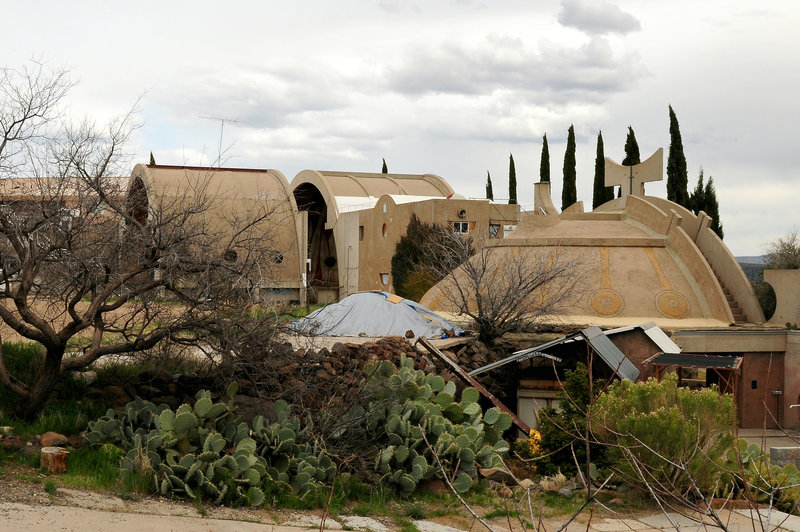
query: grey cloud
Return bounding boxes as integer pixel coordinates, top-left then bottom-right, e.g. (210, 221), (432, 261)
(376, 0), (421, 14)
(385, 34), (645, 102)
(557, 0), (641, 35)
(152, 66), (350, 129)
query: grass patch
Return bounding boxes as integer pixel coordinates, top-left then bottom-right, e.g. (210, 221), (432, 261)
(0, 399), (107, 438)
(404, 500), (428, 519)
(58, 445), (125, 491)
(485, 508), (519, 519)
(44, 478), (57, 495)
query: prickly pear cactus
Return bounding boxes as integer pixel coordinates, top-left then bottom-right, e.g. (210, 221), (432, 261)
(85, 389), (335, 506)
(358, 356), (511, 497)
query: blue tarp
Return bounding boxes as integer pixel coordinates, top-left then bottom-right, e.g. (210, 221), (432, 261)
(289, 291), (464, 339)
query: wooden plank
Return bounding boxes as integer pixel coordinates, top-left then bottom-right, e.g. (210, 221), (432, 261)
(416, 337), (532, 434)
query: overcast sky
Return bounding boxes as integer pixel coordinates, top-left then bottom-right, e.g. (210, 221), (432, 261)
(5, 0), (799, 255)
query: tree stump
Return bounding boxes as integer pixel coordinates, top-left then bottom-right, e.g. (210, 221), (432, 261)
(40, 447), (68, 474)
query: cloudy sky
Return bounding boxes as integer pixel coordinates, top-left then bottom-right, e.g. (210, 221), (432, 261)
(4, 0), (799, 255)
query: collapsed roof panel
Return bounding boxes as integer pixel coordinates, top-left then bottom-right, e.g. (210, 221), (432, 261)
(469, 323), (667, 381)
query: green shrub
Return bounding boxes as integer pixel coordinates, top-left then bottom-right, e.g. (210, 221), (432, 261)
(535, 363), (609, 476)
(591, 374), (735, 494)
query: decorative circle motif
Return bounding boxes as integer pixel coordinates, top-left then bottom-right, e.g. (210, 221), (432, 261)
(590, 289), (624, 316)
(655, 290), (690, 318)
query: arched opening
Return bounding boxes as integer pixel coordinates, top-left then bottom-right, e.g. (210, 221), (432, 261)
(293, 183), (338, 303)
(126, 175), (148, 226)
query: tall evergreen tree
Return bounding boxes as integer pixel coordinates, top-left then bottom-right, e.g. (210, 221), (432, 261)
(622, 126), (640, 166)
(689, 170), (705, 215)
(508, 153), (517, 205)
(540, 134), (550, 183)
(561, 125), (577, 210)
(381, 158), (388, 174)
(592, 131), (613, 209)
(689, 169), (724, 239)
(149, 151), (156, 165)
(704, 176), (724, 240)
(666, 105), (690, 207)
(486, 171), (494, 200)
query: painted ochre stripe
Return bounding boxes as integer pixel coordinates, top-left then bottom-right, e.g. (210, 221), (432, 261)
(644, 247), (672, 291)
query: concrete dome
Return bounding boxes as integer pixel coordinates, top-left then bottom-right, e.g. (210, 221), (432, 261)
(421, 192), (764, 329)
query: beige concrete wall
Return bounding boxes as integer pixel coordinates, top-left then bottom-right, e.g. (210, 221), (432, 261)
(671, 330), (787, 353)
(696, 225), (765, 323)
(667, 225), (733, 322)
(765, 269), (800, 325)
(533, 182), (559, 215)
(644, 196), (701, 240)
(625, 195), (671, 235)
(351, 197), (519, 296)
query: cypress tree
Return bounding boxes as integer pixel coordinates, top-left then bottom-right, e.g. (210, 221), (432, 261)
(704, 176), (724, 239)
(561, 125), (577, 210)
(486, 171), (494, 200)
(666, 105), (690, 207)
(381, 158), (388, 174)
(540, 134), (550, 183)
(508, 153), (517, 205)
(149, 152), (156, 166)
(592, 131), (613, 209)
(689, 170), (705, 215)
(622, 126), (640, 166)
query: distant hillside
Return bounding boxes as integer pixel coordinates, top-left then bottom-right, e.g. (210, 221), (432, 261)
(736, 255), (767, 265)
(736, 255), (766, 282)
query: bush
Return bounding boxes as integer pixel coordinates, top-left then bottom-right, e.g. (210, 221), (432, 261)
(591, 374), (735, 494)
(535, 363), (609, 477)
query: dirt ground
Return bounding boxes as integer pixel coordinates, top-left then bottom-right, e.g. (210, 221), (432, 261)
(0, 463), (662, 532)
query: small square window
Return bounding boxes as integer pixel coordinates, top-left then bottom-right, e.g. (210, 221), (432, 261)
(453, 221), (469, 234)
(489, 224), (501, 238)
(359, 225), (364, 240)
(752, 380), (758, 390)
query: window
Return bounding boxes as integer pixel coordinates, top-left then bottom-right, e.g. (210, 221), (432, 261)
(359, 225), (364, 241)
(382, 223), (388, 238)
(382, 203), (387, 213)
(453, 221), (469, 234)
(489, 223), (501, 238)
(380, 273), (390, 285)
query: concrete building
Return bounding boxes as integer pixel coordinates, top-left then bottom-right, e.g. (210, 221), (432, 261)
(290, 169), (519, 303)
(129, 164), (307, 304)
(420, 152), (800, 429)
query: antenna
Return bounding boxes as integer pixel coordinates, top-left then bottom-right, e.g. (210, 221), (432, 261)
(199, 116), (245, 166)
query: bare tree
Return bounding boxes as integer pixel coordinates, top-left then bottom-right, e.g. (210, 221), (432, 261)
(423, 234), (585, 343)
(0, 61), (285, 418)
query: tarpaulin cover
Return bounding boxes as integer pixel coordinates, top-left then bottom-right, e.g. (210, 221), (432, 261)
(289, 291), (464, 339)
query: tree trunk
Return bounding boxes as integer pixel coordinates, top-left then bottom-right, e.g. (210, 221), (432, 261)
(17, 346), (65, 420)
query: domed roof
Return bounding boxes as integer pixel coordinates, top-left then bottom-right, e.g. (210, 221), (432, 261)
(421, 194), (763, 329)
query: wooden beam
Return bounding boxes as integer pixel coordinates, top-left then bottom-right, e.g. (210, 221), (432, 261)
(416, 337), (532, 434)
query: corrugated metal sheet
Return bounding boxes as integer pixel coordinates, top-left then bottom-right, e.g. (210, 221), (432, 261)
(644, 353), (742, 370)
(469, 325), (640, 381)
(583, 327), (640, 381)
